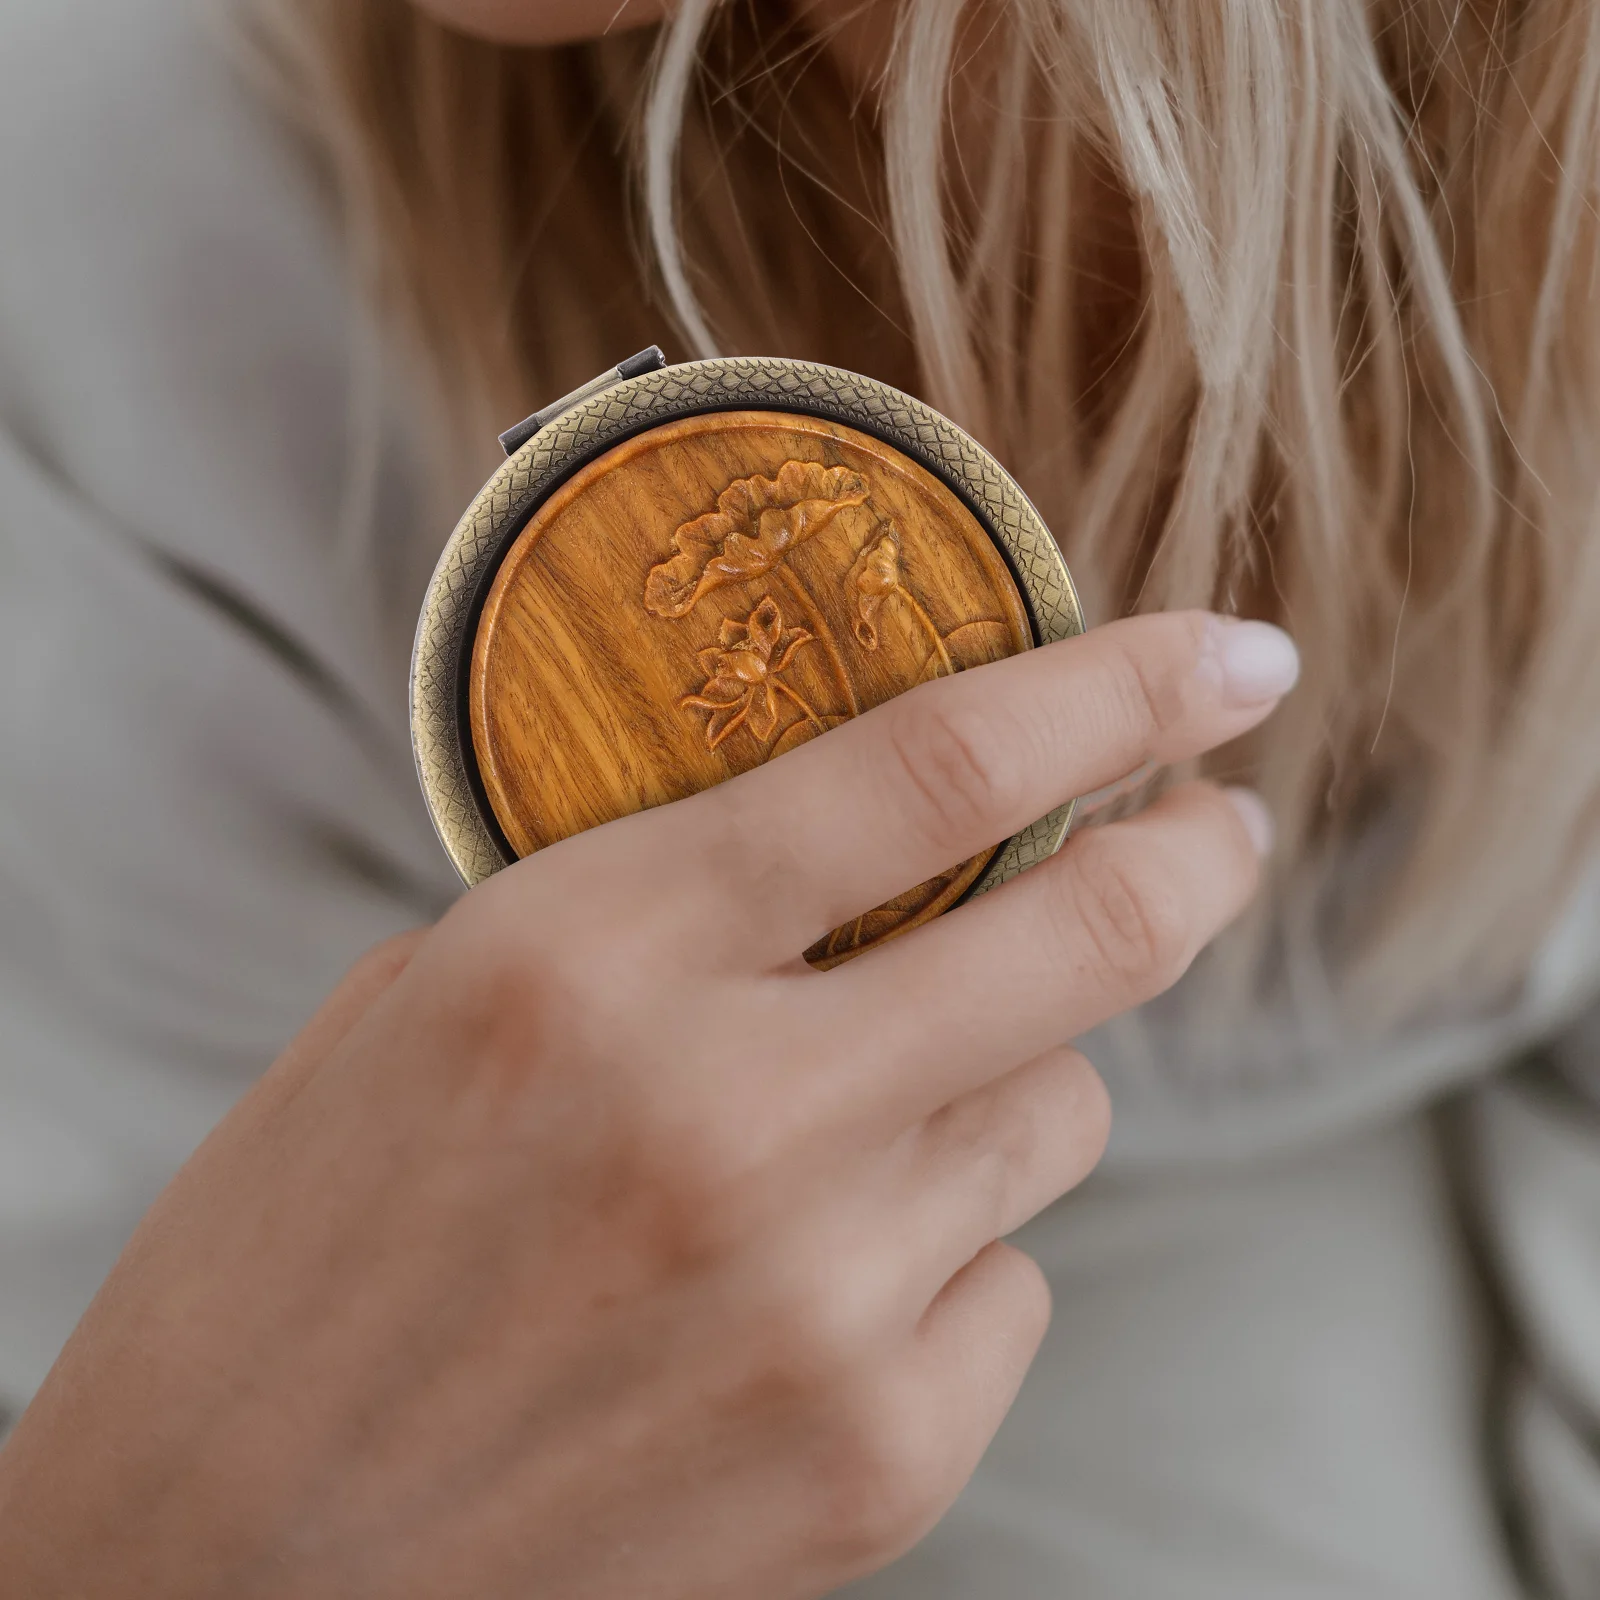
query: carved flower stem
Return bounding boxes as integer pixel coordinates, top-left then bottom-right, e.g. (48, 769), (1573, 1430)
(778, 566), (860, 717)
(774, 681), (826, 730)
(900, 590), (954, 678)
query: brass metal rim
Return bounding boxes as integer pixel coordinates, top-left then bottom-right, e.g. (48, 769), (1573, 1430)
(411, 355), (1086, 891)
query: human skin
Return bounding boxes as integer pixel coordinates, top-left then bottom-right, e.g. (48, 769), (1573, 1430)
(0, 611), (1294, 1598)
(409, 0), (672, 40)
(411, 0), (893, 85)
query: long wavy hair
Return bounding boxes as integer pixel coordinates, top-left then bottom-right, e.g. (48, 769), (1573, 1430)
(258, 0), (1600, 1031)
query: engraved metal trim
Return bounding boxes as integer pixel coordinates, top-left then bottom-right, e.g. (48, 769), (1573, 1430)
(411, 355), (1086, 894)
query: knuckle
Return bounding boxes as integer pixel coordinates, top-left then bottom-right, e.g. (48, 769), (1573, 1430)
(685, 789), (796, 918)
(985, 1089), (1044, 1174)
(887, 697), (1024, 849)
(606, 1161), (750, 1273)
(933, 1086), (1036, 1171)
(341, 928), (428, 995)
(656, 1107), (758, 1194)
(968, 1145), (1021, 1242)
(938, 1098), (1039, 1234)
(1098, 634), (1189, 747)
(451, 943), (562, 1071)
(625, 1104), (772, 1236)
(485, 836), (694, 976)
(759, 1262), (881, 1382)
(814, 1384), (953, 1566)
(1062, 832), (1194, 989)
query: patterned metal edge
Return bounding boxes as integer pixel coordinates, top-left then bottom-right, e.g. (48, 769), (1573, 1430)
(411, 355), (1086, 895)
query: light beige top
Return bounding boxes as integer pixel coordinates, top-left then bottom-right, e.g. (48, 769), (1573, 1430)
(3, 2), (1599, 1593)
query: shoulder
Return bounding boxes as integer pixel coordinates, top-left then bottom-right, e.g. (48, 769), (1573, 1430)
(0, 0), (322, 339)
(0, 0), (459, 1064)
(0, 0), (292, 223)
(0, 0), (351, 527)
(0, 0), (447, 710)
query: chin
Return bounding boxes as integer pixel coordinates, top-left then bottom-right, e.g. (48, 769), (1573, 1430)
(408, 0), (670, 46)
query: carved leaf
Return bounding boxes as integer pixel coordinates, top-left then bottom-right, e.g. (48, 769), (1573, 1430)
(846, 529), (902, 650)
(644, 461), (870, 618)
(940, 619), (1014, 670)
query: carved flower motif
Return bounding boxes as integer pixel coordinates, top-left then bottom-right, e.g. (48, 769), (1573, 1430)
(645, 461), (870, 618)
(846, 528), (902, 649)
(680, 596), (815, 750)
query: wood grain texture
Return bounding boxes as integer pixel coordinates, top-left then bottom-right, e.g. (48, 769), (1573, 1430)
(470, 410), (1032, 966)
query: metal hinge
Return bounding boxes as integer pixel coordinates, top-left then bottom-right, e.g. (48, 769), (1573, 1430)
(497, 346), (667, 457)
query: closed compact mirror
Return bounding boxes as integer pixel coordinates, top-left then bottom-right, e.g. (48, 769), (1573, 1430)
(412, 355), (1084, 965)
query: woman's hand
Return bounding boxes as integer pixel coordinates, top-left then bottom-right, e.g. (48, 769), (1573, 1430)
(0, 611), (1293, 1600)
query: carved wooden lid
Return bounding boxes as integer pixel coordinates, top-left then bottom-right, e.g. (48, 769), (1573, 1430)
(411, 357), (1084, 965)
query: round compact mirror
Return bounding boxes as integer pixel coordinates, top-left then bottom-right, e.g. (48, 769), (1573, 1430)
(411, 351), (1084, 966)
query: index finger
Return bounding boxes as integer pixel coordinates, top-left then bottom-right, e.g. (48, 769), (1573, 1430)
(666, 610), (1297, 965)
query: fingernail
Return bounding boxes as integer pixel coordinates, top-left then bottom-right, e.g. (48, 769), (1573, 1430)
(1210, 618), (1300, 706)
(1223, 786), (1275, 857)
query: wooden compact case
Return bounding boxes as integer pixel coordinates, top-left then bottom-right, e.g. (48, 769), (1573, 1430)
(411, 350), (1084, 966)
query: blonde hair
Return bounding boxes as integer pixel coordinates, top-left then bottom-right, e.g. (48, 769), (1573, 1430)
(260, 0), (1600, 1029)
